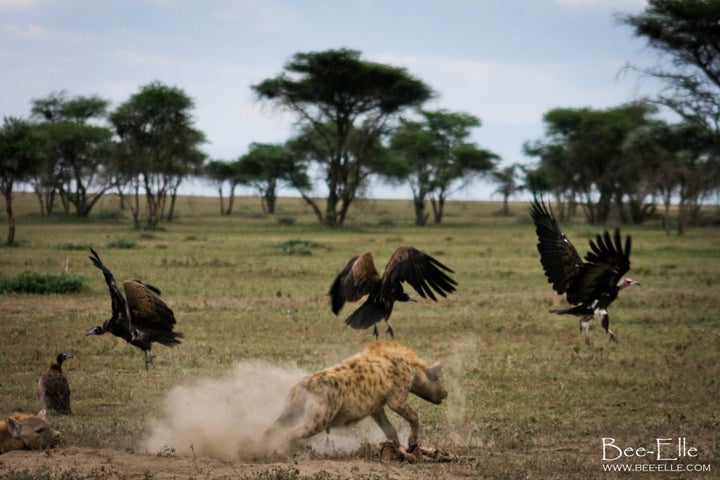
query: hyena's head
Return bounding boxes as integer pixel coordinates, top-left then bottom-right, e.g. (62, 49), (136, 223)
(411, 363), (448, 405)
(7, 410), (61, 450)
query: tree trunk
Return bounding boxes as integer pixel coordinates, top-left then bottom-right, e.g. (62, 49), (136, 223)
(413, 191), (428, 226)
(227, 183), (237, 215)
(430, 193), (446, 224)
(217, 188), (226, 216)
(3, 187), (15, 245)
(299, 192), (323, 223)
(663, 193), (671, 235)
(265, 192), (276, 214)
(167, 190), (178, 222)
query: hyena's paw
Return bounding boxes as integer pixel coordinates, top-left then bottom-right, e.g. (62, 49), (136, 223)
(379, 440), (417, 463)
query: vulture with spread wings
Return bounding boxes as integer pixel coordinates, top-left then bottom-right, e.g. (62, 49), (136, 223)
(87, 248), (183, 369)
(329, 246), (457, 338)
(529, 198), (638, 344)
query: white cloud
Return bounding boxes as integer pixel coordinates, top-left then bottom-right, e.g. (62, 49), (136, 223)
(0, 0), (35, 9)
(0, 22), (47, 39)
(208, 0), (301, 33)
(111, 48), (172, 67)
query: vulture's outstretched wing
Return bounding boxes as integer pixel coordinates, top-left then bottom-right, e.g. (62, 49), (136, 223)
(89, 248), (131, 331)
(381, 246), (457, 301)
(568, 228), (631, 305)
(529, 198), (584, 296)
(329, 253), (380, 315)
(122, 279), (176, 330)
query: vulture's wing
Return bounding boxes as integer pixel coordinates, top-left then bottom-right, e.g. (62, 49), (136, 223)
(39, 370), (70, 412)
(329, 253), (381, 314)
(381, 246), (457, 301)
(568, 229), (631, 305)
(529, 198), (584, 297)
(122, 279), (176, 330)
(89, 248), (131, 331)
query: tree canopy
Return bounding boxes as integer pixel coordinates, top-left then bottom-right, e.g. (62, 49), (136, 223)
(253, 48), (433, 226)
(110, 81), (206, 228)
(388, 109), (498, 225)
(237, 143), (310, 214)
(0, 117), (45, 244)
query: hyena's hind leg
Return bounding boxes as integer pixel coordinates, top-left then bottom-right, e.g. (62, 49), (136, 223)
(264, 391), (333, 454)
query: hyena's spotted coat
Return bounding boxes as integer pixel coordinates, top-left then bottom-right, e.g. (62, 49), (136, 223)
(265, 341), (447, 460)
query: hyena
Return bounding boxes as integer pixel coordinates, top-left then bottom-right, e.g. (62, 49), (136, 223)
(264, 340), (447, 461)
(0, 410), (61, 454)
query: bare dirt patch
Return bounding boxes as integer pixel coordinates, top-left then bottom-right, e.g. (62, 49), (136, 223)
(0, 446), (483, 480)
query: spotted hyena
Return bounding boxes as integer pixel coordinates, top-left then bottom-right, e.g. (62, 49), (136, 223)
(0, 410), (61, 454)
(264, 340), (447, 461)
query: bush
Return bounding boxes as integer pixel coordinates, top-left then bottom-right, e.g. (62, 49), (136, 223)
(105, 238), (137, 249)
(55, 241), (93, 251)
(278, 239), (313, 256)
(0, 271), (89, 294)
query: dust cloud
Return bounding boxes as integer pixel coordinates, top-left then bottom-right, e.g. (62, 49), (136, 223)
(143, 361), (383, 461)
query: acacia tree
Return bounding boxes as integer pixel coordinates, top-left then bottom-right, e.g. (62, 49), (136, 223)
(0, 117), (44, 244)
(110, 82), (206, 228)
(389, 110), (497, 224)
(491, 164), (524, 216)
(205, 159), (244, 216)
(30, 92), (114, 217)
(621, 0), (720, 224)
(253, 48), (433, 226)
(286, 122), (396, 223)
(525, 103), (656, 224)
(237, 143), (309, 214)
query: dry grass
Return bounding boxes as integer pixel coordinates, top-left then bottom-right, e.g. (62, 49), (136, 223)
(0, 193), (718, 479)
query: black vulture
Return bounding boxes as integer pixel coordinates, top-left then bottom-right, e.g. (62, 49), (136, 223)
(38, 353), (73, 414)
(529, 198), (638, 344)
(329, 246), (457, 338)
(87, 248), (183, 369)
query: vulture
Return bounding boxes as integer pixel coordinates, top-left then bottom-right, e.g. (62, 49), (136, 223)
(38, 353), (73, 414)
(529, 198), (638, 344)
(87, 248), (183, 369)
(329, 246), (457, 338)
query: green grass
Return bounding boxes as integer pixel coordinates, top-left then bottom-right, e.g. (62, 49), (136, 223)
(0, 271), (89, 294)
(0, 193), (718, 479)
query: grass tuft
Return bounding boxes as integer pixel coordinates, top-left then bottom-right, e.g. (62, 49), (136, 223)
(278, 239), (314, 256)
(0, 271), (89, 294)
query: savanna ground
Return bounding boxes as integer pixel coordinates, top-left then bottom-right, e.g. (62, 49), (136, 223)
(0, 193), (718, 480)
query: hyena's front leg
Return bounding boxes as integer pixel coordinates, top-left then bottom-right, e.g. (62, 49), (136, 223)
(370, 408), (400, 445)
(372, 408), (417, 463)
(385, 399), (420, 451)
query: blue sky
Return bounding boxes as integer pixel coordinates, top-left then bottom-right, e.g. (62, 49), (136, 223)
(0, 0), (660, 199)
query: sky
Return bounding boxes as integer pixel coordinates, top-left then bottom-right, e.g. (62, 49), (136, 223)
(0, 0), (662, 200)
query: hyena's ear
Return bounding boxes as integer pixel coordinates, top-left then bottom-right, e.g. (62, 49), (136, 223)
(7, 417), (22, 438)
(426, 362), (442, 380)
(36, 409), (47, 420)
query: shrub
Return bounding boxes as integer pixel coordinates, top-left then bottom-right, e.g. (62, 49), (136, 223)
(278, 239), (313, 256)
(0, 271), (89, 294)
(55, 241), (93, 251)
(105, 238), (137, 249)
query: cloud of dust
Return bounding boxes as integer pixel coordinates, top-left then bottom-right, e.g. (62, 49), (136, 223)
(441, 338), (477, 447)
(143, 361), (383, 461)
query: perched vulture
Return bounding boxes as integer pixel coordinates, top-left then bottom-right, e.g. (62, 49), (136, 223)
(38, 353), (73, 414)
(87, 248), (183, 369)
(329, 246), (457, 338)
(529, 198), (638, 344)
